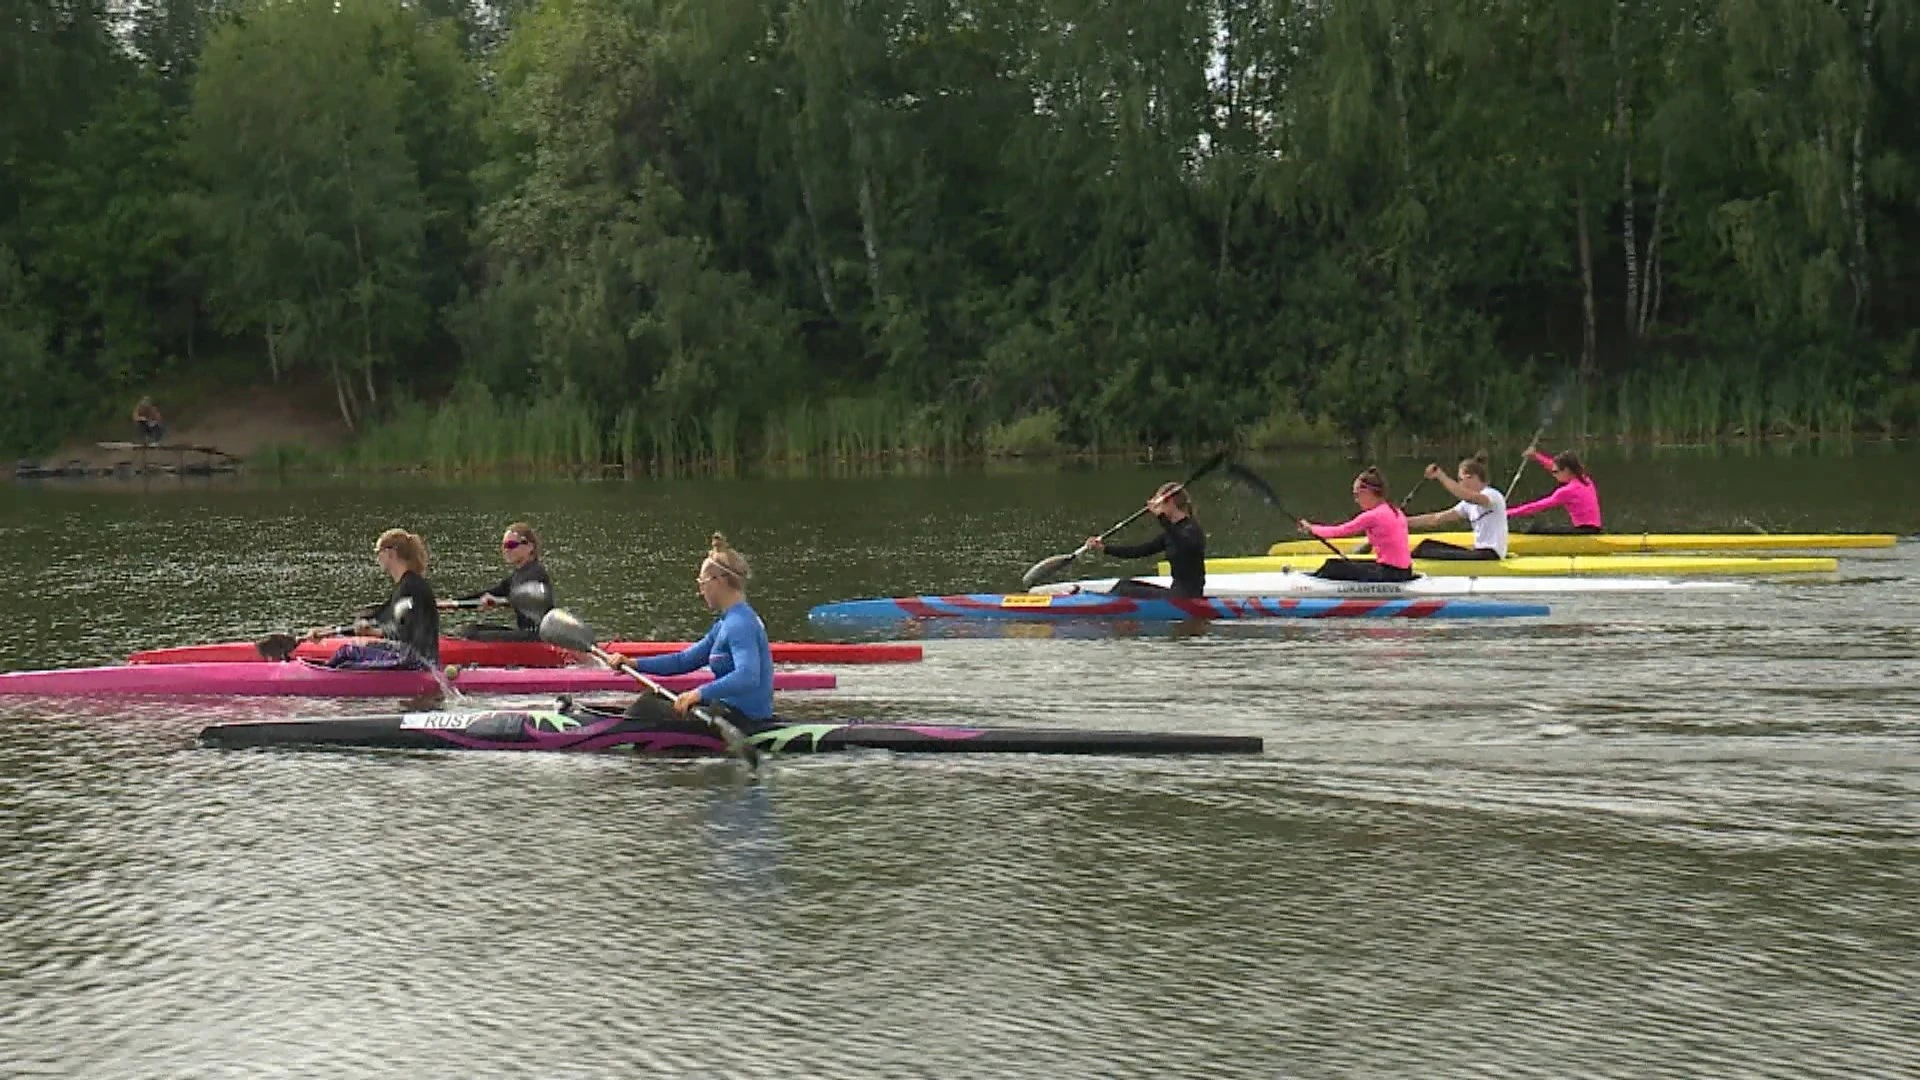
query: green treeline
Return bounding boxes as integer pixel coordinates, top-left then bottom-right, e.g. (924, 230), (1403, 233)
(3, 0), (1918, 464)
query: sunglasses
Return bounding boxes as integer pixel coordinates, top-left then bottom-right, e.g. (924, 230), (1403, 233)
(502, 537), (529, 551)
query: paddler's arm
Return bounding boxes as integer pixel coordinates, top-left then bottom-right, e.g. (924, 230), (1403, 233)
(1425, 464), (1493, 508)
(695, 631), (765, 706)
(1505, 485), (1569, 520)
(1305, 510), (1374, 539)
(623, 624), (718, 677)
(1528, 449), (1557, 472)
(1098, 521), (1172, 560)
(456, 574), (514, 608)
(1405, 507), (1464, 530)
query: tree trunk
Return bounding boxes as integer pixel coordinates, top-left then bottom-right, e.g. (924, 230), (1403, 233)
(330, 358), (356, 431)
(1637, 144), (1671, 338)
(792, 117), (839, 318)
(1560, 23), (1597, 380)
(1614, 0), (1638, 341)
(850, 116), (884, 307)
(1851, 0), (1875, 322)
(1575, 178), (1598, 380)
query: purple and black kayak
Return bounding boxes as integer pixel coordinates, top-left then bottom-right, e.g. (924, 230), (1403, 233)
(199, 704), (1263, 756)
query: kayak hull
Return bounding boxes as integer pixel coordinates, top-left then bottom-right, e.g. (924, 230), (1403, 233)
(0, 662), (836, 698)
(200, 705), (1263, 756)
(1035, 573), (1744, 598)
(1265, 532), (1897, 557)
(1182, 554), (1838, 577)
(808, 593), (1548, 622)
(128, 638), (920, 667)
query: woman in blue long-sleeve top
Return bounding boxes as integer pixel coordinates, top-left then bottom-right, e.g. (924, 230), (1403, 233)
(617, 533), (775, 731)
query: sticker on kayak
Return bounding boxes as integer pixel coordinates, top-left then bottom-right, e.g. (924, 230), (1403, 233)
(999, 594), (1054, 608)
(400, 712), (484, 730)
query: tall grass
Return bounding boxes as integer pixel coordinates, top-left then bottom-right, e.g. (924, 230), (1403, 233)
(294, 356), (1903, 477)
(761, 394), (972, 463)
(1576, 358), (1882, 444)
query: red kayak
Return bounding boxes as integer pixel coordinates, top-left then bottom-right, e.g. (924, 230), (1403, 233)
(128, 637), (920, 667)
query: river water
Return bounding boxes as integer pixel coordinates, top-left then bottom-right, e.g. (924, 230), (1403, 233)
(3, 445), (1917, 1078)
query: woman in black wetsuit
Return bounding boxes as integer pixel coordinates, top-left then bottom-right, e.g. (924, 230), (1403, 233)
(309, 528), (440, 668)
(451, 521), (553, 641)
(1086, 481), (1207, 598)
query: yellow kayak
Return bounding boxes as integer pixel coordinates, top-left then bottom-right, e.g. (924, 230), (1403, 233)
(1264, 533), (1897, 557)
(1175, 554), (1839, 577)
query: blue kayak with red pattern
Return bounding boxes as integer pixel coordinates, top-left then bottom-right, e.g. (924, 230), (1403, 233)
(808, 592), (1548, 623)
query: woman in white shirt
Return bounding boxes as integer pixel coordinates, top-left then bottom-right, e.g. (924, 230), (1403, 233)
(1405, 453), (1508, 560)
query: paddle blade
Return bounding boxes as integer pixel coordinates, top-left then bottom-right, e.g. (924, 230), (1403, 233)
(537, 608), (599, 653)
(1021, 550), (1081, 588)
(255, 633), (300, 661)
(508, 581), (555, 621)
(1222, 462), (1286, 514)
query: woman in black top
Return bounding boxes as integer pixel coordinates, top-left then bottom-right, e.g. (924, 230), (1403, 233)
(310, 528), (440, 668)
(1087, 482), (1207, 598)
(451, 521), (553, 641)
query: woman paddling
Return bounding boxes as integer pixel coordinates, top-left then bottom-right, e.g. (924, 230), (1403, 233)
(310, 528), (440, 669)
(1086, 481), (1207, 598)
(1507, 446), (1603, 534)
(450, 521), (553, 641)
(1404, 453), (1509, 561)
(614, 533), (776, 732)
(1298, 467), (1416, 582)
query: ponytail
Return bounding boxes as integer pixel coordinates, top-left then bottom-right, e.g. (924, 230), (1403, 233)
(705, 532), (751, 585)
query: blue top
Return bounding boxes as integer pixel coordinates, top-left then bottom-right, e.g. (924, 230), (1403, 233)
(629, 601), (774, 720)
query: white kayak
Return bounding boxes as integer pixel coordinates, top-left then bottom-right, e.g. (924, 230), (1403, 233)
(1031, 572), (1749, 599)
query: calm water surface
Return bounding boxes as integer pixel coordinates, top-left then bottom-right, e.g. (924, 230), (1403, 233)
(3, 445), (1917, 1078)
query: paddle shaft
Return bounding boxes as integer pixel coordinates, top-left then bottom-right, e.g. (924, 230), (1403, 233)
(1220, 463), (1352, 561)
(1087, 456), (1224, 551)
(1023, 451), (1226, 586)
(1508, 381), (1574, 497)
(587, 642), (759, 766)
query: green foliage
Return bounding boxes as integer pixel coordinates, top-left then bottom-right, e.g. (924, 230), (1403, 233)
(2, 0), (1918, 461)
(985, 409), (1065, 458)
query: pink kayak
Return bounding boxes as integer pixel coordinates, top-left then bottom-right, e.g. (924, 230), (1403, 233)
(0, 661), (838, 698)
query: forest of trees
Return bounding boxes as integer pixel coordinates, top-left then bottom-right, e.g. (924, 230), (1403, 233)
(3, 0), (1917, 463)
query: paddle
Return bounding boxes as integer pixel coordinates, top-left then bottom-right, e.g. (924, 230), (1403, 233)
(1021, 451), (1228, 587)
(438, 583), (555, 613)
(256, 583), (553, 661)
(536, 606), (761, 770)
(1220, 462), (1354, 562)
(1507, 378), (1577, 499)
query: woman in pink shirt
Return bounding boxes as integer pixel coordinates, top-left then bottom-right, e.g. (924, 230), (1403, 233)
(1507, 447), (1603, 534)
(1296, 467), (1416, 582)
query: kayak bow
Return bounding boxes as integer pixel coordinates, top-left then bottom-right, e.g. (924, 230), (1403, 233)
(200, 704), (1263, 756)
(1034, 572), (1744, 598)
(808, 593), (1548, 623)
(129, 638), (920, 666)
(1264, 532), (1897, 557)
(0, 661), (837, 698)
(1181, 554), (1839, 577)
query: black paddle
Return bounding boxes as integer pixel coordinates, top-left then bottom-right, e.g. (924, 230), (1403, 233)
(536, 606), (761, 771)
(1220, 462), (1355, 562)
(1507, 378), (1577, 499)
(257, 583), (553, 661)
(1021, 451), (1228, 587)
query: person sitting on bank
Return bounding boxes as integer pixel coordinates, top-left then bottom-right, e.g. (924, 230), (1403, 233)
(133, 398), (165, 446)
